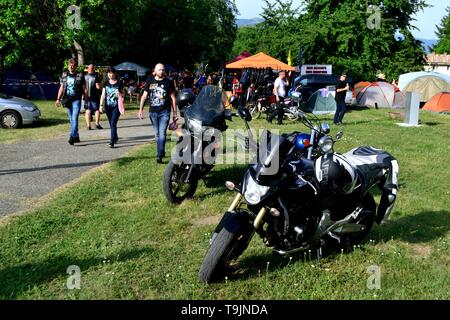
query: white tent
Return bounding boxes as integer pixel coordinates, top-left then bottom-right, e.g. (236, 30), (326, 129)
(398, 71), (450, 91)
(114, 62), (149, 77)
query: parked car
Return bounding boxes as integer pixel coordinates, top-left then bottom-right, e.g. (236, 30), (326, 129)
(289, 74), (354, 105)
(0, 93), (41, 128)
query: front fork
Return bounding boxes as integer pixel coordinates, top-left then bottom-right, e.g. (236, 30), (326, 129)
(228, 193), (268, 230)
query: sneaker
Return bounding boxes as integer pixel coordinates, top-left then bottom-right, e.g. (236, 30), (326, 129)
(68, 136), (74, 145)
(108, 142), (115, 148)
(87, 126), (92, 130)
(156, 158), (163, 164)
(96, 124), (103, 130)
(74, 136), (80, 143)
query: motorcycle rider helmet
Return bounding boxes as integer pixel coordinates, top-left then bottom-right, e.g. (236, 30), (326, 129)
(314, 153), (357, 194)
(294, 133), (310, 151)
(177, 89), (195, 109)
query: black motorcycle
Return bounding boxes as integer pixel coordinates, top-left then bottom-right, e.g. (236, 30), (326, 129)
(199, 112), (386, 283)
(163, 85), (252, 204)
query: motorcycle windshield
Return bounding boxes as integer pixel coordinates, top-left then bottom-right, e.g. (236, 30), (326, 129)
(251, 130), (285, 185)
(185, 85), (227, 127)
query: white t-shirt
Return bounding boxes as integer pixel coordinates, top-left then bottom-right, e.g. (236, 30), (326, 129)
(274, 77), (287, 98)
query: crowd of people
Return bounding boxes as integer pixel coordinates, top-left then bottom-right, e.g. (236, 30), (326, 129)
(55, 58), (353, 164)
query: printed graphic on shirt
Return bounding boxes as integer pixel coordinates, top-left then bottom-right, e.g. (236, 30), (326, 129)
(149, 83), (167, 107)
(66, 76), (76, 97)
(106, 86), (119, 107)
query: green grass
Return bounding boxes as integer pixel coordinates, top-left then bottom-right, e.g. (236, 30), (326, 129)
(0, 108), (449, 299)
(0, 100), (141, 144)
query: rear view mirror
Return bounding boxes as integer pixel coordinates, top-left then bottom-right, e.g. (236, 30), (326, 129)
(238, 106), (252, 122)
(321, 123), (330, 134)
(228, 95), (239, 108)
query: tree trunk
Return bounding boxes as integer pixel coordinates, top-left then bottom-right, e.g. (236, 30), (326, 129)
(73, 40), (84, 66)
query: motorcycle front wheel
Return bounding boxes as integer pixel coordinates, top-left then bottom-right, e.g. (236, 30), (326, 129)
(163, 161), (198, 204)
(199, 228), (239, 283)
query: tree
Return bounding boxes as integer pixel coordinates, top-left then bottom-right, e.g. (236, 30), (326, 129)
(232, 0), (428, 82)
(433, 6), (450, 54)
(0, 0), (238, 78)
(299, 0), (428, 81)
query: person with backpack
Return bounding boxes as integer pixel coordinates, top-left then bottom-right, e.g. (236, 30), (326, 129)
(55, 58), (87, 145)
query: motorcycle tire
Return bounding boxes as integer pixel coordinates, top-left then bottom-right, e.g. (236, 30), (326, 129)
(246, 102), (261, 120)
(199, 228), (239, 283)
(163, 161), (198, 204)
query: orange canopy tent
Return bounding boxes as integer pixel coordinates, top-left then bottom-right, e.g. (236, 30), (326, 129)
(423, 92), (450, 113)
(226, 52), (295, 71)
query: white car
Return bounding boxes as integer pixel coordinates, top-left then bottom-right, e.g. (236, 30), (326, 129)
(0, 93), (41, 128)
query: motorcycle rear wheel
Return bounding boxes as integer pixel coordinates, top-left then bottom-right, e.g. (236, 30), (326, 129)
(163, 161), (198, 204)
(246, 102), (261, 119)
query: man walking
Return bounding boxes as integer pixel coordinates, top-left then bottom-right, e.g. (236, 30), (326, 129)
(84, 64), (103, 130)
(55, 58), (87, 145)
(138, 63), (177, 163)
(268, 70), (289, 125)
(334, 73), (350, 125)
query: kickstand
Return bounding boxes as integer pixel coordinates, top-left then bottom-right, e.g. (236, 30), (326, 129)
(316, 246), (322, 268)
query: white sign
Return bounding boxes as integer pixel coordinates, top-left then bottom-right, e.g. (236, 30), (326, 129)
(300, 64), (332, 75)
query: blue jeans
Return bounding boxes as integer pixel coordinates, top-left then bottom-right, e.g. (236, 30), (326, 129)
(150, 109), (170, 158)
(66, 99), (81, 138)
(105, 105), (120, 144)
(334, 101), (347, 124)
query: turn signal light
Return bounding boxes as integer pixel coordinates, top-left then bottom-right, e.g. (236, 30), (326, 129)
(225, 181), (236, 191)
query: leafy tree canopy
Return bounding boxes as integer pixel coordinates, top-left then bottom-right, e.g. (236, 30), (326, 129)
(433, 6), (450, 54)
(232, 0), (428, 82)
(0, 0), (237, 77)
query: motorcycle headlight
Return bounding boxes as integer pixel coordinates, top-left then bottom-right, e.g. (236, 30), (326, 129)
(244, 174), (270, 205)
(189, 118), (203, 132)
(318, 136), (334, 153)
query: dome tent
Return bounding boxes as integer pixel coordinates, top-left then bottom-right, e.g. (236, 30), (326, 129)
(302, 88), (337, 114)
(356, 81), (405, 109)
(398, 71), (450, 102)
(423, 92), (450, 113)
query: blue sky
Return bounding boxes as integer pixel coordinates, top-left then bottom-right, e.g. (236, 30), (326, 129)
(234, 0), (448, 39)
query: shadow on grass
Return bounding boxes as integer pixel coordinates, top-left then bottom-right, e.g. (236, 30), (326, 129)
(196, 164), (247, 201)
(114, 155), (152, 167)
(371, 210), (450, 244)
(223, 210), (450, 282)
(0, 247), (154, 299)
(28, 118), (67, 128)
